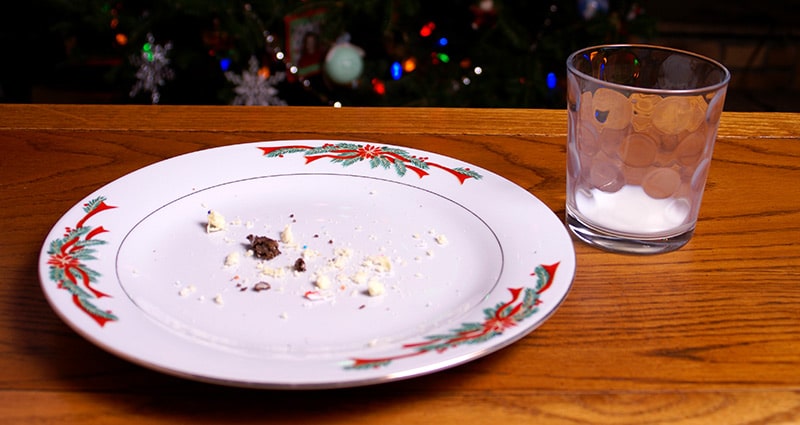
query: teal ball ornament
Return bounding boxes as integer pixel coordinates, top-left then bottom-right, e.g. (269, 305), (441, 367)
(324, 43), (364, 85)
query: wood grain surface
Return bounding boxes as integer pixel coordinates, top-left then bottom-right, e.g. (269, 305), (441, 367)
(1, 105), (798, 424)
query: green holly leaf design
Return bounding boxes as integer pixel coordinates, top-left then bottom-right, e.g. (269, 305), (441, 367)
(83, 196), (108, 213)
(260, 143), (482, 183)
(453, 167), (483, 180)
(393, 159), (407, 177)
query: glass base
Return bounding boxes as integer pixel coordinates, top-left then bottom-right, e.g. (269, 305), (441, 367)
(566, 211), (693, 255)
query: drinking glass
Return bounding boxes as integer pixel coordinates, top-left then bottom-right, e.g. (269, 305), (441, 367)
(566, 44), (730, 254)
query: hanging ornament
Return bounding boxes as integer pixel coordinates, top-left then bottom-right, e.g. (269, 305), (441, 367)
(577, 0), (609, 20)
(324, 43), (364, 85)
(225, 56), (287, 106)
(129, 33), (174, 104)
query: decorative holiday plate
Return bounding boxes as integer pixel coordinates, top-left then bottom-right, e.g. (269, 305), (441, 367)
(39, 140), (576, 389)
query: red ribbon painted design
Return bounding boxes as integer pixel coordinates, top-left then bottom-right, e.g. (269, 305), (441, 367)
(345, 262), (560, 370)
(259, 143), (482, 184)
(46, 196), (118, 326)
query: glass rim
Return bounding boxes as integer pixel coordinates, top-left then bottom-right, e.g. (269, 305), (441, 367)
(566, 44), (731, 95)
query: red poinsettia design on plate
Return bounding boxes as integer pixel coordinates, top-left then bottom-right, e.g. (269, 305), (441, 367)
(46, 196), (118, 326)
(259, 142), (482, 184)
(345, 262), (560, 370)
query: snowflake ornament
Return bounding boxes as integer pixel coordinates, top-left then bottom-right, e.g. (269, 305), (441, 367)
(225, 56), (287, 106)
(129, 33), (174, 104)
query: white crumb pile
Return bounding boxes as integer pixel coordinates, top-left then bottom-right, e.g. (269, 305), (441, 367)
(179, 207), (450, 315)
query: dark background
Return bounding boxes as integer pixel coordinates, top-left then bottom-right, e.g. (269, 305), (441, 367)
(1, 0), (797, 111)
(647, 0), (799, 112)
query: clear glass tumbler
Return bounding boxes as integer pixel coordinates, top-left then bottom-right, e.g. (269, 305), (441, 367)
(566, 44), (730, 254)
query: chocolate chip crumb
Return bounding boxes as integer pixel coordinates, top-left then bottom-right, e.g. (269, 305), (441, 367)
(247, 234), (281, 260)
(253, 282), (271, 292)
(294, 258), (307, 272)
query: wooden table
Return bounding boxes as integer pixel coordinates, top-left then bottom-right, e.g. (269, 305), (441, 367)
(1, 105), (799, 424)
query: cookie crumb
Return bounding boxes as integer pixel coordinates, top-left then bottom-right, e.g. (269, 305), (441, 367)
(314, 274), (332, 290)
(364, 255), (392, 272)
(206, 210), (227, 233)
(367, 278), (385, 297)
(224, 251), (240, 267)
(280, 224), (295, 244)
(179, 285), (197, 297)
(351, 270), (369, 285)
(247, 234), (281, 260)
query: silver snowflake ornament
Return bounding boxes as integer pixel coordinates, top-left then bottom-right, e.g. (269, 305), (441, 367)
(129, 33), (174, 104)
(225, 56), (287, 106)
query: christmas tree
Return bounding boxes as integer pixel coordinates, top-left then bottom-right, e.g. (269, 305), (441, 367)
(8, 0), (655, 107)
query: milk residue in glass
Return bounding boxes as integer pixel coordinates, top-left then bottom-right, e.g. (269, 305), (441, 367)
(575, 185), (691, 234)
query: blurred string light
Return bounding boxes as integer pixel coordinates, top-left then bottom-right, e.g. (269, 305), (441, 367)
(434, 52), (450, 64)
(403, 58), (417, 72)
(390, 61), (402, 80)
(371, 78), (386, 95)
(419, 22), (436, 37)
(108, 4), (128, 46)
(546, 72), (557, 89)
(142, 42), (154, 62)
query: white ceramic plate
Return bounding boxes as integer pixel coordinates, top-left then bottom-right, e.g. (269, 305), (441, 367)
(39, 140), (575, 389)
